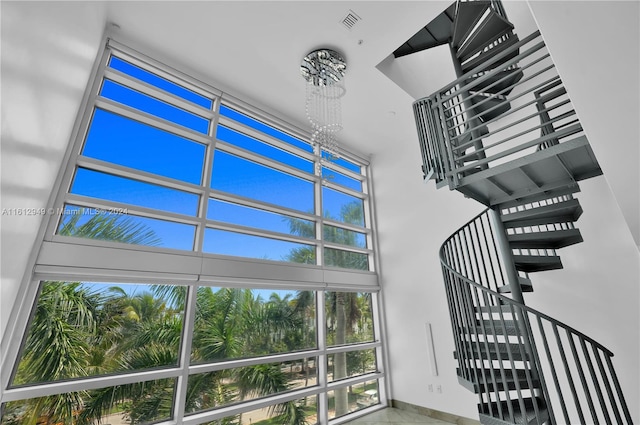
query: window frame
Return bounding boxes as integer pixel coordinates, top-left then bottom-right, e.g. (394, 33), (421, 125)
(0, 35), (387, 425)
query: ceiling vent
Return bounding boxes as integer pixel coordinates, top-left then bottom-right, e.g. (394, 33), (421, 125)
(341, 10), (361, 30)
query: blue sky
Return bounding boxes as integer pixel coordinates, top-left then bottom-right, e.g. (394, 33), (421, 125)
(67, 54), (365, 262)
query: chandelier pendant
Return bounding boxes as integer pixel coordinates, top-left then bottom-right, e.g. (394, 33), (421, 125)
(301, 49), (346, 161)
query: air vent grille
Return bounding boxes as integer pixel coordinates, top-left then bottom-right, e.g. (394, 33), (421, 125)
(341, 10), (361, 30)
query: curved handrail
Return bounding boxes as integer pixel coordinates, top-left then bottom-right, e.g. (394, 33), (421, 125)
(439, 208), (633, 424)
(440, 244), (614, 356)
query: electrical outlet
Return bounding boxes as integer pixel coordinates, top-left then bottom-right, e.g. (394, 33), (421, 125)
(428, 384), (433, 392)
(436, 385), (442, 393)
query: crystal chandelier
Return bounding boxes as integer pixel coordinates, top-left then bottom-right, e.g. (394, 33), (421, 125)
(300, 49), (346, 160)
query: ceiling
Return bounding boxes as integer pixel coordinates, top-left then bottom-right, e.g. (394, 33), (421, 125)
(103, 1), (456, 160)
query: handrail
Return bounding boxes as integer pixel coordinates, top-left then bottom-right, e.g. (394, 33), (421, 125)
(413, 30), (584, 189)
(439, 208), (633, 424)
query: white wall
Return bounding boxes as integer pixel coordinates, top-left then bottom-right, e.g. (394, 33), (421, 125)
(527, 0), (640, 248)
(0, 2), (107, 363)
(373, 144), (485, 420)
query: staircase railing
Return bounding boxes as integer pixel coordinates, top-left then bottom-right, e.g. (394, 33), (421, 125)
(441, 209), (633, 424)
(414, 30), (585, 189)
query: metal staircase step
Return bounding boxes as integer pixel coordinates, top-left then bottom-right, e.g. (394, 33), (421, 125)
(500, 198), (583, 227)
(457, 11), (514, 63)
(452, 1), (491, 48)
(465, 318), (521, 335)
(498, 185), (581, 210)
(457, 368), (540, 393)
(513, 254), (562, 273)
(454, 342), (530, 361)
(498, 277), (533, 294)
(464, 68), (524, 96)
(507, 228), (583, 249)
(462, 34), (520, 74)
(478, 397), (548, 425)
(476, 305), (516, 314)
(469, 93), (511, 122)
(455, 136), (602, 207)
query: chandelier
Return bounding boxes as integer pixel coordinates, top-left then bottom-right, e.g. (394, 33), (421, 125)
(300, 49), (347, 160)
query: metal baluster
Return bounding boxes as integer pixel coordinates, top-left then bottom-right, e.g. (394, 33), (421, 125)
(537, 316), (569, 424)
(481, 290), (507, 420)
(604, 354), (633, 423)
(470, 284), (494, 414)
(567, 330), (599, 424)
(506, 303), (534, 423)
(581, 338), (611, 425)
(553, 324), (585, 423)
(593, 346), (623, 424)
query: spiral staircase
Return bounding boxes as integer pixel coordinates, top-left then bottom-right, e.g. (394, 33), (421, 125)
(396, 1), (634, 424)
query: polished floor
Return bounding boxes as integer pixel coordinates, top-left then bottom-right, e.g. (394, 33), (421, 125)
(347, 408), (455, 424)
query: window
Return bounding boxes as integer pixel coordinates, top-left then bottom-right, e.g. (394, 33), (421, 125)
(1, 39), (383, 425)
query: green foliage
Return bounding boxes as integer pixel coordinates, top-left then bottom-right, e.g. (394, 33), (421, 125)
(7, 207), (372, 424)
(58, 209), (161, 246)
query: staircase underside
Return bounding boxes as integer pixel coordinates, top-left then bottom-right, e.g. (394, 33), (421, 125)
(455, 136), (602, 206)
(393, 3), (456, 57)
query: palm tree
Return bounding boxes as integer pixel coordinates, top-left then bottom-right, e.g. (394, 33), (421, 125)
(58, 209), (161, 246)
(5, 212), (163, 424)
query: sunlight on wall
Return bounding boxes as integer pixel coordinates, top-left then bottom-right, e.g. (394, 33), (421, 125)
(1, 2), (107, 340)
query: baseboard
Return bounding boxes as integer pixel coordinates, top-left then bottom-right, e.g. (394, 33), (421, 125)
(390, 399), (480, 425)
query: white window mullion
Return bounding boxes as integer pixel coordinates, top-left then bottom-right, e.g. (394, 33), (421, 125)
(314, 145), (324, 267)
(218, 116), (317, 163)
(95, 98), (213, 146)
(0, 367), (183, 403)
(317, 290), (329, 424)
(43, 49), (112, 242)
(173, 284), (199, 422)
(75, 156), (206, 196)
(103, 68), (215, 119)
(209, 189), (318, 223)
(195, 98), (220, 253)
(215, 141), (318, 184)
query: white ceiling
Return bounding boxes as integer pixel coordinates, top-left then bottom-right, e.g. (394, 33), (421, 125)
(103, 1), (456, 159)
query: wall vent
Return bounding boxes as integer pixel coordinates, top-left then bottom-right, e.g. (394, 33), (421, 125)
(341, 10), (361, 30)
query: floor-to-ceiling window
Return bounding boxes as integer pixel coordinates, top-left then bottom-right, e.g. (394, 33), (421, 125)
(0, 38), (385, 425)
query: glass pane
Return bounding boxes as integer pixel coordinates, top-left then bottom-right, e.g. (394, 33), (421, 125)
(220, 105), (312, 153)
(2, 378), (176, 424)
(11, 281), (185, 386)
(83, 109), (205, 185)
(203, 228), (316, 263)
(323, 225), (366, 248)
(327, 380), (379, 420)
(322, 151), (361, 173)
(100, 79), (210, 134)
(57, 205), (196, 250)
(211, 151), (314, 213)
(208, 198), (315, 239)
(325, 292), (374, 347)
(71, 168), (199, 216)
(324, 248), (369, 270)
(327, 348), (377, 382)
(191, 288), (316, 363)
(322, 167), (362, 191)
(109, 55), (213, 109)
(322, 187), (365, 227)
(185, 358), (317, 414)
(217, 125), (313, 173)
